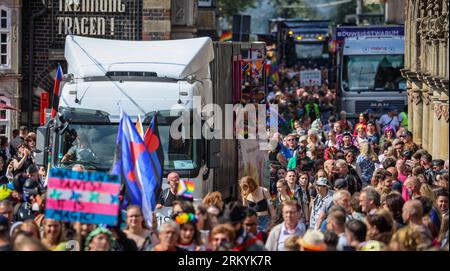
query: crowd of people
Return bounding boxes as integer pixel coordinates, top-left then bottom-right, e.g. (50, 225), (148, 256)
(0, 62), (449, 251)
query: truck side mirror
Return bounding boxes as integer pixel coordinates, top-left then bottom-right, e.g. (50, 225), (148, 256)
(35, 125), (49, 166)
(206, 139), (220, 169)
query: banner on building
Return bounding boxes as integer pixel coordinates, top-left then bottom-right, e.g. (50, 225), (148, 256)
(45, 168), (121, 226)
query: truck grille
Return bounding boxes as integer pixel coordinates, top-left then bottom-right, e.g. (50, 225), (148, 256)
(355, 100), (406, 115)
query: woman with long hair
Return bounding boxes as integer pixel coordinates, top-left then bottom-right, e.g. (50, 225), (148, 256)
(273, 179), (291, 209)
(357, 142), (379, 187)
(240, 176), (275, 232)
(124, 205), (159, 251)
(41, 219), (67, 251)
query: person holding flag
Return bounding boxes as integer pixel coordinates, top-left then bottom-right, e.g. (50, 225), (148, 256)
(155, 172), (193, 209)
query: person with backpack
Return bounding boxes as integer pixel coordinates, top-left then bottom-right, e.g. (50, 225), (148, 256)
(155, 172), (192, 209)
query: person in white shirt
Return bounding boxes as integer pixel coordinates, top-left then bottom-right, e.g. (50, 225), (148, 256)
(377, 106), (400, 132)
(265, 200), (306, 251)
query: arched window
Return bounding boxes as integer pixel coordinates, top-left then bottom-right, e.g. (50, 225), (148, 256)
(0, 6), (10, 68)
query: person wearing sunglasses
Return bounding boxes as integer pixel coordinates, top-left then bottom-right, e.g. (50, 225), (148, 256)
(243, 208), (268, 244)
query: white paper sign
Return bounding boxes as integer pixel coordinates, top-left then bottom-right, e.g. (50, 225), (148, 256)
(300, 70), (322, 87)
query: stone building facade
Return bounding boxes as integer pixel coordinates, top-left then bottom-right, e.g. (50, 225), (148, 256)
(15, 0), (209, 129)
(402, 0), (449, 160)
(0, 0), (21, 139)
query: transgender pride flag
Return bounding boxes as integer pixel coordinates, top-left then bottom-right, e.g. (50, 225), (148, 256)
(45, 168), (121, 226)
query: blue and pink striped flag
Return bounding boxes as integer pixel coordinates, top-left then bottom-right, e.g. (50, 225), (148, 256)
(45, 168), (121, 226)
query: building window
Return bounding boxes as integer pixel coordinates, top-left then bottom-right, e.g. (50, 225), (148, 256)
(0, 110), (6, 120)
(0, 7), (10, 68)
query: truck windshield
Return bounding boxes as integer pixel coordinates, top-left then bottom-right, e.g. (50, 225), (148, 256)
(342, 54), (405, 92)
(295, 43), (326, 59)
(58, 122), (200, 171)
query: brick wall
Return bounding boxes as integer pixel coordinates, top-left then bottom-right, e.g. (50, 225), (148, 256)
(21, 0), (144, 125)
(142, 0), (171, 40)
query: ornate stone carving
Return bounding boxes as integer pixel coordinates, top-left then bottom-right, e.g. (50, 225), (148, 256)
(412, 91), (423, 105)
(443, 103), (450, 122)
(423, 92), (432, 105)
(434, 102), (443, 119)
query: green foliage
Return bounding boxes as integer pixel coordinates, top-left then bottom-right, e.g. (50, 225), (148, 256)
(217, 0), (260, 18)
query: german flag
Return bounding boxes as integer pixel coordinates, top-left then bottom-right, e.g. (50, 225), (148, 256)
(219, 31), (232, 42)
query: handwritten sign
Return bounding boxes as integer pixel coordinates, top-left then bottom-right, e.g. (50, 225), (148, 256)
(45, 168), (120, 226)
(154, 207), (173, 230)
(300, 70), (322, 87)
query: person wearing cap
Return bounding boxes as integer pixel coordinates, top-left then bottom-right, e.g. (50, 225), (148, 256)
(377, 106), (400, 132)
(265, 200), (306, 251)
(334, 178), (348, 191)
(310, 177), (334, 231)
(0, 215), (11, 251)
(283, 133), (299, 160)
(339, 132), (359, 155)
(219, 202), (264, 251)
(297, 230), (327, 251)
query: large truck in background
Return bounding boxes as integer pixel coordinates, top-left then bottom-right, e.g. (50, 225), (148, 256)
(334, 25), (406, 118)
(35, 35), (268, 203)
(270, 19), (332, 69)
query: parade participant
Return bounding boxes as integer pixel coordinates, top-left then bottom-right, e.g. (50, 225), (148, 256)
(124, 205), (158, 251)
(324, 145), (339, 161)
(338, 111), (352, 132)
(354, 124), (368, 149)
(13, 178), (42, 222)
(326, 208), (348, 250)
(383, 192), (406, 230)
(210, 224), (235, 251)
(240, 176), (274, 231)
(378, 107), (400, 132)
(0, 215), (10, 251)
(243, 208), (268, 244)
(345, 219), (367, 250)
(325, 130), (339, 149)
(310, 177), (334, 230)
(219, 202), (264, 251)
(156, 172), (192, 208)
(436, 189), (449, 218)
(339, 132), (359, 155)
(359, 187), (381, 215)
(0, 200), (13, 225)
(357, 142), (378, 187)
(61, 132), (98, 163)
(265, 200), (306, 251)
(344, 151), (358, 173)
(153, 221), (185, 251)
(274, 179), (292, 209)
(202, 191), (225, 212)
(12, 143), (33, 176)
(283, 133), (299, 159)
(9, 126), (28, 158)
(379, 125), (396, 146)
(297, 230), (327, 251)
(17, 219), (41, 240)
(335, 159), (361, 194)
(400, 130), (418, 153)
(176, 218), (203, 251)
(323, 115), (336, 133)
(366, 121), (380, 146)
(353, 113), (368, 136)
(403, 177), (422, 201)
(85, 227), (114, 251)
(390, 200), (434, 251)
(365, 210), (394, 245)
(41, 219), (67, 251)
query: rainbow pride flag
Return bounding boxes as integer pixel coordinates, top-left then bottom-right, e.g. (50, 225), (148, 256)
(177, 179), (195, 199)
(219, 31), (232, 42)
